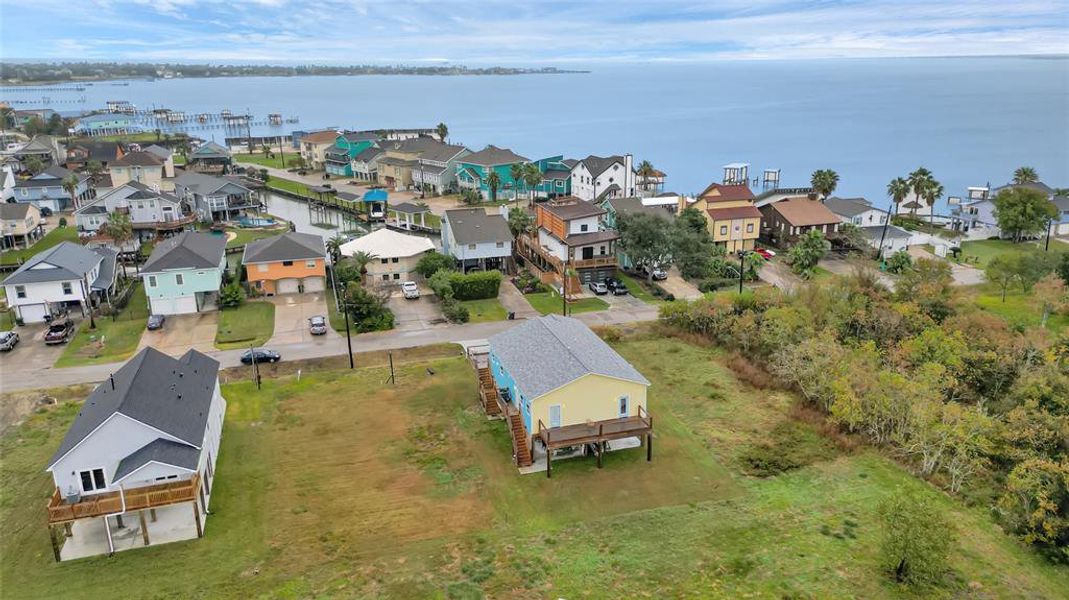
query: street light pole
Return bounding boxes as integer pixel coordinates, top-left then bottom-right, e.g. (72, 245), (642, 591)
(738, 251), (746, 294)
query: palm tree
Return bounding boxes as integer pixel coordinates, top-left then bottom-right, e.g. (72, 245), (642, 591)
(436, 122), (448, 143)
(100, 212), (133, 276)
(348, 250), (376, 277)
(86, 160), (104, 184)
(0, 106), (13, 130)
(523, 162), (543, 207)
(1013, 166), (1039, 185)
(326, 234), (346, 264)
(907, 167), (934, 217)
(61, 173), (81, 210)
(637, 160), (657, 192)
(810, 169), (839, 201)
(485, 171), (501, 203)
(23, 156), (44, 176)
(509, 163), (525, 201)
(877, 177), (911, 260)
(922, 180), (944, 228)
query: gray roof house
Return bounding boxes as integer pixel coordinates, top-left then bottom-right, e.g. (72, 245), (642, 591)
(174, 172), (257, 223)
(241, 232), (328, 295)
(824, 196), (887, 227)
(43, 347), (226, 560)
(242, 231), (326, 264)
(2, 241), (117, 323)
(441, 207), (513, 269)
(141, 231), (227, 315)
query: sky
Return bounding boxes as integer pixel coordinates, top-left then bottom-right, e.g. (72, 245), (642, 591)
(1, 0), (1067, 64)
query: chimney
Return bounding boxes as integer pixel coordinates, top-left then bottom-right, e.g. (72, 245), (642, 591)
(625, 153), (634, 196)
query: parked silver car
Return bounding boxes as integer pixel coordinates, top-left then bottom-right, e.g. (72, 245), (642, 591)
(0, 331), (19, 352)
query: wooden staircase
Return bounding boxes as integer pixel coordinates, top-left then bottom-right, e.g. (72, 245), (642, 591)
(477, 367), (502, 417)
(508, 410), (533, 467)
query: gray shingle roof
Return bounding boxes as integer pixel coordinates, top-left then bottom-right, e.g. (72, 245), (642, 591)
(488, 314), (650, 399)
(47, 347), (220, 468)
(175, 172), (249, 196)
(112, 439), (200, 483)
(90, 246), (118, 291)
(353, 146), (384, 162)
(0, 203), (32, 220)
(461, 145), (528, 166)
(16, 165), (86, 189)
(113, 151), (164, 167)
(861, 224), (912, 240)
(142, 231), (226, 273)
(444, 208), (512, 245)
(605, 196), (673, 220)
(242, 231), (325, 264)
(541, 199), (604, 220)
(342, 131), (380, 143)
(577, 155), (626, 178)
(824, 196), (874, 218)
(389, 202), (429, 214)
(2, 241), (102, 285)
(142, 145), (172, 160)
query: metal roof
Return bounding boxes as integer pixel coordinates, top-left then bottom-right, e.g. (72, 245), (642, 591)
(824, 196), (874, 218)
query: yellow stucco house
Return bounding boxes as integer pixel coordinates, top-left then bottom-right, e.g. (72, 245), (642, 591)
(687, 182), (761, 253)
(487, 315), (653, 476)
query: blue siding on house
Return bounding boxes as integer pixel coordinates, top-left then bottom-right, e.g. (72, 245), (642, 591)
(489, 350), (532, 432)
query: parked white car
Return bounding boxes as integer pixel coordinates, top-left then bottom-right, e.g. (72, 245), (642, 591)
(401, 281), (420, 299)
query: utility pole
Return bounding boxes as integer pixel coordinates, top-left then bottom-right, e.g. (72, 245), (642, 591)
(250, 344), (261, 390)
(1045, 217), (1052, 251)
(876, 203), (895, 262)
(332, 273), (354, 369)
(738, 251), (746, 294)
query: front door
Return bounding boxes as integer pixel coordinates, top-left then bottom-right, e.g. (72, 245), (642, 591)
(618, 396), (629, 418)
(549, 404), (561, 428)
(581, 246), (594, 260)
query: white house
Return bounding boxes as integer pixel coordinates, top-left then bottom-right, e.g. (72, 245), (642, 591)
(441, 207), (513, 271)
(339, 228), (434, 285)
(2, 241), (118, 322)
(143, 144), (176, 178)
(74, 182), (190, 242)
(861, 224), (915, 256)
(109, 151), (167, 190)
(44, 347), (225, 560)
(824, 196), (888, 227)
(569, 154), (636, 202)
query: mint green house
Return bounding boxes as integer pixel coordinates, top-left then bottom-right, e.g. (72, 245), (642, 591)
(455, 145), (529, 200)
(325, 132), (381, 177)
(141, 231), (228, 315)
(531, 155), (572, 199)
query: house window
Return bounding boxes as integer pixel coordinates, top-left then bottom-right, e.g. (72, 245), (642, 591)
(391, 257), (399, 263)
(62, 282), (73, 295)
(148, 275), (157, 287)
(381, 274), (389, 281)
(580, 224), (589, 232)
(393, 273), (400, 280)
(14, 285), (25, 299)
(618, 395), (629, 417)
(468, 244), (477, 250)
(175, 273), (184, 286)
(719, 225), (728, 235)
(306, 260), (316, 268)
(282, 260), (294, 267)
(380, 258), (388, 264)
(258, 264), (269, 273)
(495, 241), (505, 248)
(746, 223), (754, 233)
(79, 468), (106, 492)
(600, 245), (606, 255)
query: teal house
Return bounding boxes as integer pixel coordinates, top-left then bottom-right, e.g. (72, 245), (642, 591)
(325, 132), (380, 177)
(531, 155), (572, 200)
(455, 145), (529, 200)
(141, 231), (227, 315)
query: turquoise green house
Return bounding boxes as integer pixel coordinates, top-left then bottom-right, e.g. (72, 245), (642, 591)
(455, 145), (529, 200)
(325, 132), (380, 177)
(531, 155), (572, 199)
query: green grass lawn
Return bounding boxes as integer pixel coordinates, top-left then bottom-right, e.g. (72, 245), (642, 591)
(615, 271), (660, 303)
(973, 284), (1069, 332)
(324, 286), (348, 333)
(2, 336), (1065, 598)
(235, 153), (291, 170)
(54, 283), (149, 368)
(957, 239), (1064, 267)
(459, 297), (507, 322)
(0, 309), (14, 330)
(214, 301), (275, 349)
(265, 177), (313, 197)
(525, 289), (609, 315)
(224, 227), (286, 249)
(0, 226), (79, 266)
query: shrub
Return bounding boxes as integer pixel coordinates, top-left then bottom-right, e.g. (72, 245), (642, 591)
(416, 251), (456, 278)
(219, 281), (245, 308)
(885, 249), (912, 274)
(58, 217), (68, 228)
(428, 269), (455, 299)
(738, 420), (838, 476)
(725, 354), (773, 389)
(441, 297), (470, 323)
(879, 493), (955, 585)
(698, 277), (736, 293)
(448, 270), (502, 300)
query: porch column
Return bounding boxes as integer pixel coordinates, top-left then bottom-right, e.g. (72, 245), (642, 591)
(192, 501), (203, 538)
(116, 514), (125, 529)
(420, 212), (426, 229)
(647, 433), (653, 461)
(139, 510), (150, 546)
(150, 508), (157, 522)
(546, 447), (552, 479)
(103, 516), (115, 555)
(48, 525), (61, 562)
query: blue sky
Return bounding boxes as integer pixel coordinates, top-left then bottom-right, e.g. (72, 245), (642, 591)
(2, 0), (1067, 64)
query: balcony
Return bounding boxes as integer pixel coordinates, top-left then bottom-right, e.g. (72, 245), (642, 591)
(516, 233), (618, 273)
(47, 473), (201, 525)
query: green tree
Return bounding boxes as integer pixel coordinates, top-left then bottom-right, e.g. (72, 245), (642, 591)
(61, 173), (81, 209)
(507, 207), (534, 237)
(810, 168), (839, 200)
(258, 168), (269, 183)
(100, 211), (133, 275)
(673, 221), (720, 280)
(986, 254), (1019, 302)
(838, 222), (868, 251)
(336, 251), (376, 284)
(523, 162), (543, 206)
(885, 249), (912, 274)
(509, 163), (525, 201)
(342, 281), (394, 332)
(325, 234), (345, 265)
(878, 492), (955, 585)
(85, 159), (104, 183)
(897, 258), (956, 321)
(1034, 273), (1068, 327)
(877, 177), (912, 259)
(993, 186), (1058, 242)
(219, 281), (246, 307)
(637, 160), (658, 192)
(1058, 252), (1069, 286)
(677, 206), (707, 235)
(485, 171), (501, 203)
(921, 179), (944, 228)
(787, 229), (830, 277)
(618, 213), (675, 282)
(1013, 166), (1039, 185)
(998, 458), (1069, 561)
(23, 155), (44, 176)
(460, 188), (481, 206)
(435, 122), (448, 143)
(907, 167), (934, 217)
(415, 251), (455, 278)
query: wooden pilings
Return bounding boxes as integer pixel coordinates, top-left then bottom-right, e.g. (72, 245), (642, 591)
(139, 511), (150, 546)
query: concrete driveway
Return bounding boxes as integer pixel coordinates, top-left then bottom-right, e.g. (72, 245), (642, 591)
(0, 322), (68, 373)
(819, 255), (897, 290)
(658, 268), (703, 300)
(138, 312), (219, 356)
(267, 292), (338, 345)
(388, 292), (446, 332)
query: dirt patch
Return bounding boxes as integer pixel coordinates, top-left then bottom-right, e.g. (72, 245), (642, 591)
(0, 384), (94, 433)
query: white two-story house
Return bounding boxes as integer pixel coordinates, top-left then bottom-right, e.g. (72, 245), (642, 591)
(569, 154), (636, 202)
(441, 207), (513, 272)
(44, 347), (225, 560)
(517, 199), (618, 288)
(75, 182), (193, 243)
(2, 241), (117, 322)
(824, 196), (888, 227)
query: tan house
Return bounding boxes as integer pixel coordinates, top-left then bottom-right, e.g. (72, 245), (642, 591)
(109, 151), (166, 190)
(375, 137), (459, 191)
(338, 228), (435, 286)
(759, 197), (843, 246)
(687, 183), (761, 253)
(0, 202), (43, 249)
(298, 131), (340, 170)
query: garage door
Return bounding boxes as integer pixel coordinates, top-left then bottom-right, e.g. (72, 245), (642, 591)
(302, 276), (325, 292)
(277, 278), (300, 294)
(17, 303), (49, 323)
(1058, 222), (1069, 235)
(151, 295), (198, 315)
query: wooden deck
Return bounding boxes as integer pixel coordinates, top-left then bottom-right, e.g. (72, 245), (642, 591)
(535, 408), (653, 477)
(46, 473), (201, 525)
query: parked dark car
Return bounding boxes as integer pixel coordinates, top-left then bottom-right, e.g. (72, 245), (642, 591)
(0, 331), (19, 352)
(241, 348), (281, 364)
(146, 314), (166, 330)
(308, 315), (328, 335)
(604, 277), (630, 295)
(39, 207), (53, 217)
(44, 319), (75, 345)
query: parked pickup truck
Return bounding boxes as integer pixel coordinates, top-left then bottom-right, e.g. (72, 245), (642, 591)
(44, 319), (75, 345)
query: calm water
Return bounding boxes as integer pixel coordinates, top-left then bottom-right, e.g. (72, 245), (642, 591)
(7, 57), (1068, 209)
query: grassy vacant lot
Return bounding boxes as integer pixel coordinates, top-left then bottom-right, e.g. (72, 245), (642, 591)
(224, 227), (286, 249)
(3, 334), (1065, 599)
(616, 271), (660, 303)
(460, 298), (507, 323)
(0, 309), (14, 331)
(54, 283), (149, 368)
(266, 177), (313, 197)
(525, 289), (609, 315)
(0, 226), (79, 266)
(214, 301), (275, 349)
(235, 153), (289, 170)
(971, 284), (1069, 332)
(957, 239), (1065, 267)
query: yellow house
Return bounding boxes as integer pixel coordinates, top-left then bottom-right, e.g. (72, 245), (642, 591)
(487, 314), (653, 476)
(688, 182), (761, 253)
(0, 202), (43, 249)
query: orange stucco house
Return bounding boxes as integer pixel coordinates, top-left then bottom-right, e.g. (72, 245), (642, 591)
(241, 231), (328, 295)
